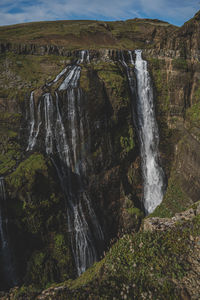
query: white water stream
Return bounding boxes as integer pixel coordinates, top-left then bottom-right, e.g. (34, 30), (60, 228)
(26, 51), (104, 275)
(133, 50), (165, 213)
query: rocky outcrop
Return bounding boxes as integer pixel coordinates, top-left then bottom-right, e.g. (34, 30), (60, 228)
(0, 11), (200, 297)
(143, 202), (200, 231)
(0, 50), (143, 289)
(7, 201), (199, 300)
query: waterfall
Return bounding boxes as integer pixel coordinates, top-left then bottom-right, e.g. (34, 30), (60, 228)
(44, 93), (54, 155)
(26, 50), (104, 276)
(26, 91), (35, 151)
(46, 66), (69, 87)
(120, 50), (164, 214)
(0, 177), (17, 288)
(26, 92), (42, 151)
(131, 50), (165, 214)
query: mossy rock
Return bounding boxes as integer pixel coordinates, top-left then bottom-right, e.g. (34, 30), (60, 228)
(172, 58), (188, 70)
(93, 61), (130, 117)
(0, 126), (21, 176)
(150, 170), (191, 218)
(120, 126), (135, 157)
(186, 101), (200, 127)
(25, 250), (59, 288)
(6, 153), (48, 195)
(60, 213), (200, 299)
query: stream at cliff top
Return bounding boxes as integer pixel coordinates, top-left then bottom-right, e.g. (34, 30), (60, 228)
(26, 50), (104, 276)
(0, 177), (17, 288)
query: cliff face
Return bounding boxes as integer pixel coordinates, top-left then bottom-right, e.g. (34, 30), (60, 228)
(143, 13), (200, 217)
(0, 50), (144, 288)
(0, 11), (200, 299)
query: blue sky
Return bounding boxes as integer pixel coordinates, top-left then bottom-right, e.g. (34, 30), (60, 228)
(0, 0), (200, 26)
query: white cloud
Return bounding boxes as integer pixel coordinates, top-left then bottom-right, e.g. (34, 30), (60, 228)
(0, 0), (199, 26)
(139, 0), (200, 23)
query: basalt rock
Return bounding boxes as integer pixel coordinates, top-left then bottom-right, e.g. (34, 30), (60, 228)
(0, 10), (200, 297)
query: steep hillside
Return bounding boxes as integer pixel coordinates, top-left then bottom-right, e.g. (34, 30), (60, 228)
(0, 19), (175, 51)
(0, 11), (200, 300)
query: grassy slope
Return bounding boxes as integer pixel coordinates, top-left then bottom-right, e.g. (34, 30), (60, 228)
(0, 19), (176, 50)
(12, 211), (200, 299)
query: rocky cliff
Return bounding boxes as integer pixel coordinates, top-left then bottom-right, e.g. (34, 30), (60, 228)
(0, 11), (200, 300)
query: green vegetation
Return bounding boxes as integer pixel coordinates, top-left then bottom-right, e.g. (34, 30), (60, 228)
(5, 153), (74, 287)
(25, 243), (72, 288)
(0, 18), (175, 50)
(126, 206), (143, 217)
(0, 52), (65, 94)
(0, 112), (21, 123)
(11, 285), (40, 300)
(172, 58), (188, 70)
(51, 233), (73, 281)
(186, 101), (200, 127)
(194, 80), (200, 102)
(120, 126), (135, 156)
(6, 153), (47, 193)
(94, 62), (129, 113)
(79, 66), (90, 92)
(0, 123), (21, 176)
(0, 16), (197, 298)
(60, 214), (200, 299)
(151, 171), (190, 218)
(95, 62), (126, 90)
(148, 58), (170, 112)
(0, 142), (20, 175)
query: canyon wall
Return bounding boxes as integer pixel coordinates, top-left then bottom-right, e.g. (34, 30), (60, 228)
(0, 12), (200, 297)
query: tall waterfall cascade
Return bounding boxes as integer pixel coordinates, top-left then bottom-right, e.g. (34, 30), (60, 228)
(26, 49), (164, 274)
(120, 50), (165, 214)
(26, 51), (104, 276)
(130, 50), (165, 214)
(0, 177), (17, 287)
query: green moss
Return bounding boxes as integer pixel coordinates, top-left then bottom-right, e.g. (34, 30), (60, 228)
(0, 155), (17, 175)
(79, 67), (90, 92)
(0, 112), (21, 123)
(65, 214), (200, 299)
(120, 126), (135, 156)
(150, 171), (190, 218)
(11, 285), (40, 300)
(95, 62), (125, 92)
(0, 52), (66, 92)
(26, 250), (57, 288)
(94, 62), (129, 108)
(148, 58), (169, 112)
(25, 231), (74, 288)
(4, 152), (74, 285)
(126, 207), (143, 218)
(194, 81), (200, 101)
(68, 259), (105, 290)
(0, 128), (21, 176)
(172, 58), (188, 70)
(6, 153), (47, 193)
(186, 101), (200, 127)
(51, 233), (73, 281)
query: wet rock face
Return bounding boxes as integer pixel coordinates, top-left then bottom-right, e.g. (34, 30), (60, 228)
(174, 132), (200, 202)
(0, 53), (143, 288)
(1, 11), (200, 292)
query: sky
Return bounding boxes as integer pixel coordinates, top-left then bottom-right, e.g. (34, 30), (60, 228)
(0, 0), (200, 27)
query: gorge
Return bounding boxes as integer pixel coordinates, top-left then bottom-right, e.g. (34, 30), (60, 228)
(0, 11), (200, 300)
